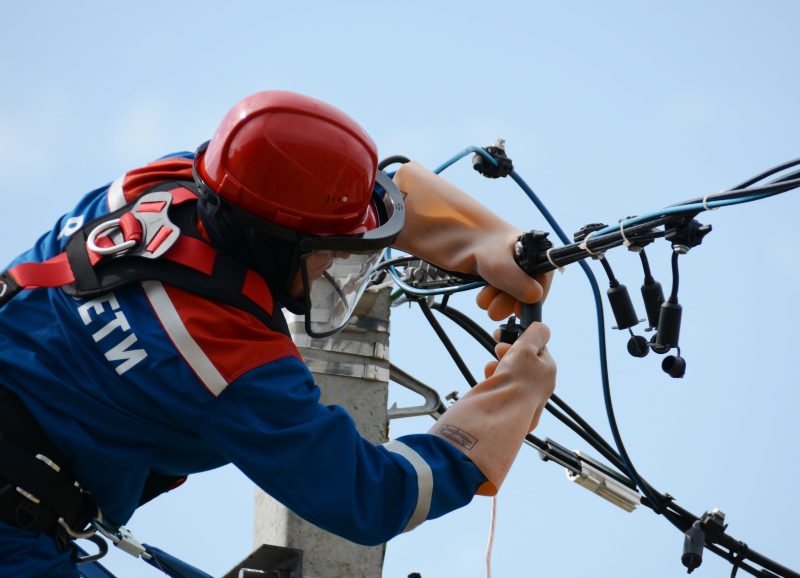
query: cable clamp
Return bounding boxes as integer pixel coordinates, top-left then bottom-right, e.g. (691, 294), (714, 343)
(566, 457), (641, 513)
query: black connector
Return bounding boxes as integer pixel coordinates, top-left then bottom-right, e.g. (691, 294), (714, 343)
(499, 316), (523, 345)
(472, 141), (513, 179)
(665, 219), (712, 250)
(608, 280), (640, 330)
(573, 222), (608, 244)
(515, 230), (553, 277)
(682, 521), (705, 573)
(641, 277), (665, 331)
(655, 301), (682, 350)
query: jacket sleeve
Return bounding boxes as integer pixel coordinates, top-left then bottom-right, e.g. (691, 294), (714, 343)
(195, 356), (486, 546)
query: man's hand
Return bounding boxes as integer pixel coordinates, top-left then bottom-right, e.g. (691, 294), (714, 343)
(429, 322), (557, 494)
(476, 271), (554, 321)
(392, 162), (553, 314)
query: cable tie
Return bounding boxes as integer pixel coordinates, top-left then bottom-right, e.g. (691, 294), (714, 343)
(546, 248), (565, 273)
(579, 232), (601, 256)
(702, 190), (720, 211)
(619, 220), (633, 247)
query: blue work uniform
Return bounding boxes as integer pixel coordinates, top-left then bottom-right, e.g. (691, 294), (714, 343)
(0, 153), (485, 576)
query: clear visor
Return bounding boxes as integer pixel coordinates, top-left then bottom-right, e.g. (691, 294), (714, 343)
(302, 248), (384, 337)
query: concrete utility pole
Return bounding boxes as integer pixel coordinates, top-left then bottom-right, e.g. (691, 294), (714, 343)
(253, 284), (393, 578)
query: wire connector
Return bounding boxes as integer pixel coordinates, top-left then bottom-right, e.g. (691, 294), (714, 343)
(472, 139), (514, 179)
(664, 219), (712, 252)
(537, 439), (640, 512)
(515, 230), (554, 277)
(566, 451), (642, 513)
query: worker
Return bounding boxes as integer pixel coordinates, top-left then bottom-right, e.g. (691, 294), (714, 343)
(0, 90), (556, 577)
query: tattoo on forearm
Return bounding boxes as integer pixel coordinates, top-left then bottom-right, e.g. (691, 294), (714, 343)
(435, 424), (478, 450)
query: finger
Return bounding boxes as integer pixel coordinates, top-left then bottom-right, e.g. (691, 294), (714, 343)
(483, 257), (544, 304)
(476, 285), (501, 311)
(514, 321), (552, 352)
(536, 271), (554, 303)
(484, 360), (499, 379)
(493, 341), (512, 360)
(486, 291), (518, 321)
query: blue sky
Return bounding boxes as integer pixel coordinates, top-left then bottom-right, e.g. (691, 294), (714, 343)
(2, 2), (800, 577)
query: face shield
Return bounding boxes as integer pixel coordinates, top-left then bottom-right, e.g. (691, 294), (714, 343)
(300, 249), (385, 337)
(195, 167), (404, 337)
(294, 171), (404, 336)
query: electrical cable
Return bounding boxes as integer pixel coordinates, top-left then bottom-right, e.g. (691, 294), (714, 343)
(727, 156), (800, 190)
(669, 251), (680, 301)
(394, 147), (799, 576)
(430, 302), (625, 466)
(378, 155), (411, 171)
(416, 299), (478, 387)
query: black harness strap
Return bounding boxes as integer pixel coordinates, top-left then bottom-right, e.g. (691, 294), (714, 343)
(0, 180), (294, 544)
(0, 386), (97, 546)
(1, 180), (290, 338)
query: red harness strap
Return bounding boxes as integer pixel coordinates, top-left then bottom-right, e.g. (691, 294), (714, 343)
(6, 187), (198, 290)
(1, 185), (275, 320)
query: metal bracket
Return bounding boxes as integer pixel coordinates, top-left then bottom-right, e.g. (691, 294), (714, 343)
(388, 364), (446, 419)
(304, 359), (390, 382)
(293, 335), (388, 361)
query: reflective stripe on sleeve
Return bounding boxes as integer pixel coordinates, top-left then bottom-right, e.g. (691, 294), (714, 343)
(383, 440), (433, 533)
(142, 280), (228, 395)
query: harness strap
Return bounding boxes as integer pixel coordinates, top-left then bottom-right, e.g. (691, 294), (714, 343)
(0, 180), (292, 535)
(3, 186), (198, 293)
(0, 181), (286, 336)
(0, 386), (97, 545)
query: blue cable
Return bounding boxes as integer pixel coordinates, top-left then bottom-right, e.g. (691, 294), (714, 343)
(428, 147), (662, 507)
(586, 192), (777, 241)
(432, 146), (497, 174)
(385, 252), (486, 296)
(384, 146), (497, 297)
(509, 168), (655, 505)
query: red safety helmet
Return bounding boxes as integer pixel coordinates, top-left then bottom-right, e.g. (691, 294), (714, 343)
(193, 91), (405, 337)
(195, 90), (380, 236)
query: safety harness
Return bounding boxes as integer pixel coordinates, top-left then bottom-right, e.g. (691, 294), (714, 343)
(0, 180), (291, 559)
(0, 180), (290, 335)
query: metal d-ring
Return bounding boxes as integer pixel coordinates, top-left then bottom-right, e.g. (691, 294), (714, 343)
(86, 219), (137, 255)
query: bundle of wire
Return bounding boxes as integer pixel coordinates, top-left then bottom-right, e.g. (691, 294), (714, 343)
(378, 150), (800, 578)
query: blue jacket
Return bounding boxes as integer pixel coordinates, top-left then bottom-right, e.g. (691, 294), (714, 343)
(0, 154), (484, 576)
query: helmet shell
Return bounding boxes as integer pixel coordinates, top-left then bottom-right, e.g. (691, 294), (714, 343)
(197, 91), (379, 235)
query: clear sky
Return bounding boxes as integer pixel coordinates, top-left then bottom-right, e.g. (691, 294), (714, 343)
(2, 2), (800, 577)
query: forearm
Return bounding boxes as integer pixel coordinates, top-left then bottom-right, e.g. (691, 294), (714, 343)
(200, 359), (484, 545)
(392, 161), (543, 305)
(392, 161), (521, 275)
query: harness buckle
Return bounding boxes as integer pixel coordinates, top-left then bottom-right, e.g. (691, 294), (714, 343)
(86, 191), (182, 259)
(87, 219), (137, 255)
(94, 521), (150, 559)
